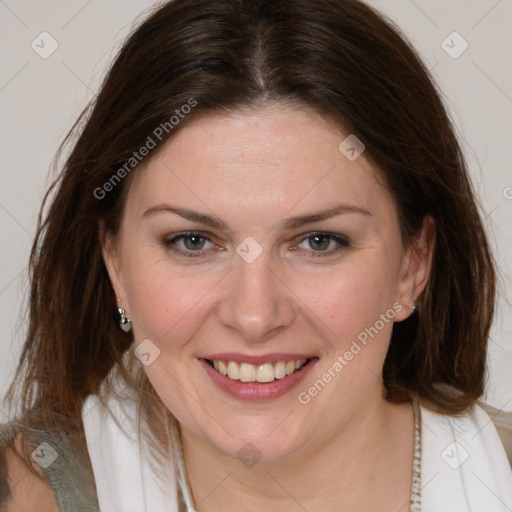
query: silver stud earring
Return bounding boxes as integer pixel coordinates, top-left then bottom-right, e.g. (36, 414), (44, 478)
(117, 307), (132, 332)
(411, 304), (417, 313)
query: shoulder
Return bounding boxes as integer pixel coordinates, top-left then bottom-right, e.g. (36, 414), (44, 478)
(0, 419), (99, 512)
(0, 423), (58, 512)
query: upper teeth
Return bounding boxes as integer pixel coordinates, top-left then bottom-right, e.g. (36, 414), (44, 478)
(212, 359), (308, 383)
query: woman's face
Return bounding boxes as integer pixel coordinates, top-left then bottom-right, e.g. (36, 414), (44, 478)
(103, 104), (432, 462)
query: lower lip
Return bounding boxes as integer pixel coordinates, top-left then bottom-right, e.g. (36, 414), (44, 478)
(199, 358), (318, 401)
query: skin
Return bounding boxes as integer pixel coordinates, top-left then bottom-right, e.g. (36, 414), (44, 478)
(102, 103), (435, 511)
(4, 435), (59, 511)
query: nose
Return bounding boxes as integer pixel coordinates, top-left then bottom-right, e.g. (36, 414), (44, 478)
(217, 250), (296, 343)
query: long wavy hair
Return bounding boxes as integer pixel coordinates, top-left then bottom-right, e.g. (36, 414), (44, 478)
(4, 0), (497, 468)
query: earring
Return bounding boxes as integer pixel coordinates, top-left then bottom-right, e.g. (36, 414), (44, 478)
(411, 304), (417, 313)
(117, 307), (132, 332)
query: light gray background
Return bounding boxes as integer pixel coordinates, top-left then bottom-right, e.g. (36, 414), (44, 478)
(1, 0), (511, 421)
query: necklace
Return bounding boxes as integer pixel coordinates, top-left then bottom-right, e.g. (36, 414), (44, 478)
(173, 399), (422, 512)
(410, 398), (422, 511)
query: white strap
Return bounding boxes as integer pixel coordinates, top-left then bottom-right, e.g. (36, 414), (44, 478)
(82, 389), (179, 512)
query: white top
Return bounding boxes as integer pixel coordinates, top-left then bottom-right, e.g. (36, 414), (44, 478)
(82, 384), (512, 512)
(421, 404), (512, 512)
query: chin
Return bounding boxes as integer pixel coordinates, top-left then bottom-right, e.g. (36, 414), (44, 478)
(196, 413), (307, 463)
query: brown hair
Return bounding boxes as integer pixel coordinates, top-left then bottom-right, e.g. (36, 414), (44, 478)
(4, 0), (496, 458)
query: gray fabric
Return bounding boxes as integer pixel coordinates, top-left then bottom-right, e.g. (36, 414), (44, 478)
(0, 420), (99, 512)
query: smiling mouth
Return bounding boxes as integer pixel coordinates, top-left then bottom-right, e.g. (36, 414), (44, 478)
(205, 358), (310, 383)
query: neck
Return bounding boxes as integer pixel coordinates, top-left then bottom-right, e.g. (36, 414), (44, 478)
(180, 390), (414, 512)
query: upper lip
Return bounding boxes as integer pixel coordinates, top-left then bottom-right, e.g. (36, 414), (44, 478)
(200, 352), (317, 365)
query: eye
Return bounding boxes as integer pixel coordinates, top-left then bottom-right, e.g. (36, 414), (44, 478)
(162, 231), (350, 259)
(163, 232), (217, 257)
(293, 232), (350, 257)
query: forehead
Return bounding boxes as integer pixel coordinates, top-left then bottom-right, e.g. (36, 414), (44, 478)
(126, 105), (395, 224)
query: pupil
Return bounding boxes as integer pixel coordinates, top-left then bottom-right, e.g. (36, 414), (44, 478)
(185, 235), (205, 250)
(311, 235), (329, 251)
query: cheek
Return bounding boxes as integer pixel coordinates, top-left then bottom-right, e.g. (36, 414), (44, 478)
(291, 251), (399, 344)
(122, 256), (223, 353)
(293, 259), (399, 420)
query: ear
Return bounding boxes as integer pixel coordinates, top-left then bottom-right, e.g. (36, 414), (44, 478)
(394, 215), (435, 322)
(99, 222), (128, 309)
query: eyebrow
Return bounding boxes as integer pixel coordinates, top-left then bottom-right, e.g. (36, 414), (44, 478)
(142, 203), (372, 230)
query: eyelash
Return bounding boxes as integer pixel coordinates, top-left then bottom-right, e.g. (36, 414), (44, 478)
(162, 231), (350, 259)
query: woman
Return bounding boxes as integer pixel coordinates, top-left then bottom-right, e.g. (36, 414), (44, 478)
(1, 0), (511, 511)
